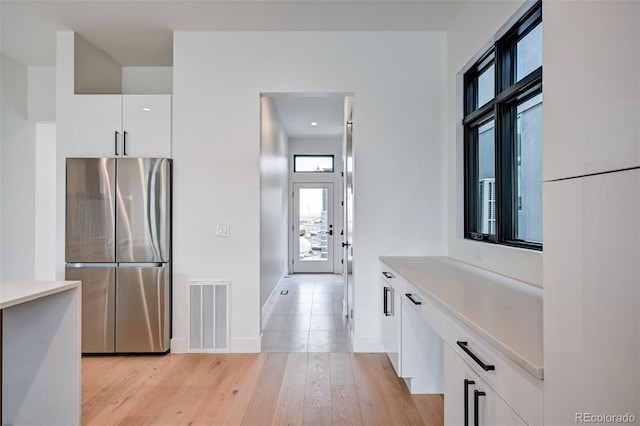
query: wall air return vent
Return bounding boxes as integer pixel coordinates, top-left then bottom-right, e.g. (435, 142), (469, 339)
(187, 280), (230, 352)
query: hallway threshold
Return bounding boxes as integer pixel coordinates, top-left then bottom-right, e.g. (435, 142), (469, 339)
(262, 274), (352, 353)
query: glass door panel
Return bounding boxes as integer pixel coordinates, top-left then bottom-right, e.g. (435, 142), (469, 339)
(292, 183), (334, 273)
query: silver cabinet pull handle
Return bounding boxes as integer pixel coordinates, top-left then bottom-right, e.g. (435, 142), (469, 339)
(383, 286), (394, 316)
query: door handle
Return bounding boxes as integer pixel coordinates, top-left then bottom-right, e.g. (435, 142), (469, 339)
(383, 286), (393, 316)
(123, 131), (128, 155)
(342, 242), (351, 248)
(115, 131), (119, 156)
(474, 389), (486, 426)
(464, 379), (475, 426)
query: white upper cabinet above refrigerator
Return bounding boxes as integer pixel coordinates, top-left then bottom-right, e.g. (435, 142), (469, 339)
(121, 95), (172, 158)
(69, 94), (171, 158)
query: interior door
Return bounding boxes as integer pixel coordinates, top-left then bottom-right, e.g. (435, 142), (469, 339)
(292, 182), (334, 273)
(343, 118), (354, 327)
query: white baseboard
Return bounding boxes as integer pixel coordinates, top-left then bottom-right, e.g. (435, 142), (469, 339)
(174, 337), (260, 354)
(261, 270), (289, 324)
(230, 337), (261, 353)
(170, 337), (187, 354)
(352, 335), (384, 353)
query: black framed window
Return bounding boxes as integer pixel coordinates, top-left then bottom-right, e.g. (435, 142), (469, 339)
(293, 155), (335, 173)
(464, 1), (542, 250)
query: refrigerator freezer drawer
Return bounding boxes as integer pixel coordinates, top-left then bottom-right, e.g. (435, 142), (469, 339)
(65, 266), (116, 353)
(115, 265), (170, 352)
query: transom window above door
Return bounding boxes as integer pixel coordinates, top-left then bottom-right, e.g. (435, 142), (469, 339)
(294, 155), (335, 173)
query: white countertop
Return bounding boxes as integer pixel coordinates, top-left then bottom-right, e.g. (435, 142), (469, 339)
(0, 280), (81, 310)
(380, 256), (543, 380)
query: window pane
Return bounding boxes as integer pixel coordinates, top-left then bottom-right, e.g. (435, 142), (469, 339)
(294, 155), (334, 172)
(477, 64), (495, 108)
(299, 188), (329, 261)
(515, 93), (542, 243)
(516, 23), (542, 81)
(476, 120), (496, 236)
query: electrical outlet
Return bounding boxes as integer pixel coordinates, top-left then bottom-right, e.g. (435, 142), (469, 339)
(216, 223), (230, 237)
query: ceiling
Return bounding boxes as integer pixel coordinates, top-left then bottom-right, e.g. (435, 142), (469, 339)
(0, 0), (467, 67)
(0, 0), (466, 138)
(270, 94), (347, 138)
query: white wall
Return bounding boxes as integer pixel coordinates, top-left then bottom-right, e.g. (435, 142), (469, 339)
(74, 34), (121, 94)
(1, 55), (36, 280)
(122, 67), (173, 94)
(34, 123), (57, 280)
(172, 31), (448, 352)
(260, 96), (289, 309)
(445, 0), (543, 287)
(1, 58), (58, 281)
(28, 67), (56, 122)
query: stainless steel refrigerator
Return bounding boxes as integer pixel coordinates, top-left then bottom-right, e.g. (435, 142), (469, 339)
(65, 157), (171, 353)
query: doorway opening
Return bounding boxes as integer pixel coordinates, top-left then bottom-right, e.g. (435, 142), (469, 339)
(259, 92), (354, 352)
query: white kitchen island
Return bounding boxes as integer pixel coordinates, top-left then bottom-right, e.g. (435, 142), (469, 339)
(1, 281), (81, 425)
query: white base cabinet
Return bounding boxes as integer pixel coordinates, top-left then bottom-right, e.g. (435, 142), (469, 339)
(380, 257), (543, 424)
(401, 292), (443, 393)
(381, 271), (401, 375)
(70, 94), (171, 158)
(380, 269), (444, 394)
(444, 345), (526, 426)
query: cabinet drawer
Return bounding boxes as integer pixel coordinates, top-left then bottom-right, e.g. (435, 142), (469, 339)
(444, 345), (527, 426)
(380, 269), (406, 293)
(443, 319), (543, 426)
(400, 288), (444, 336)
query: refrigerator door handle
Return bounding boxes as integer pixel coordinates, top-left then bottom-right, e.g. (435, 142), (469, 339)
(117, 262), (165, 268)
(66, 262), (118, 268)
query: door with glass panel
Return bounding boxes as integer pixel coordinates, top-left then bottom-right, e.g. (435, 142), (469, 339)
(292, 182), (334, 273)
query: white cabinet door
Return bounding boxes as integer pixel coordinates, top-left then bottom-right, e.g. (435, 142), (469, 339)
(445, 345), (526, 426)
(543, 1), (640, 181)
(381, 276), (401, 375)
(122, 95), (171, 158)
(401, 293), (443, 393)
(70, 95), (122, 157)
(69, 94), (171, 158)
(543, 169), (640, 425)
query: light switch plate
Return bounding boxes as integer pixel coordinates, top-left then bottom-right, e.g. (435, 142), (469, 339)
(216, 223), (230, 237)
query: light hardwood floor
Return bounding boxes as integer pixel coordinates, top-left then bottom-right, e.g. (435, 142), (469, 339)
(82, 352), (444, 425)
